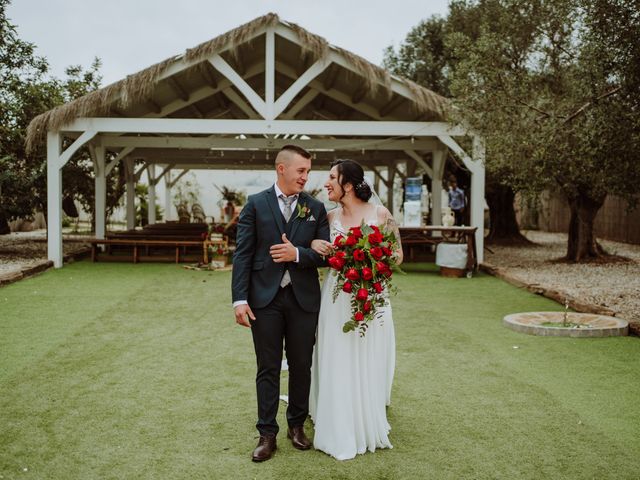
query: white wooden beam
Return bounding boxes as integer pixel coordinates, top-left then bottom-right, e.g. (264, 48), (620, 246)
(163, 168), (173, 221)
(281, 89), (319, 119)
(47, 132), (63, 268)
(431, 150), (446, 226)
(106, 147), (134, 175)
(125, 159), (136, 230)
(437, 135), (479, 173)
(210, 55), (267, 118)
(472, 135), (486, 263)
(56, 130), (97, 168)
(158, 163), (176, 181)
(221, 87), (261, 119)
(265, 28), (275, 120)
(273, 59), (330, 118)
(134, 163), (148, 182)
(167, 77), (189, 102)
(147, 164), (157, 225)
(94, 145), (107, 239)
(98, 135), (439, 151)
(404, 150), (433, 178)
(169, 169), (190, 188)
(64, 118), (468, 137)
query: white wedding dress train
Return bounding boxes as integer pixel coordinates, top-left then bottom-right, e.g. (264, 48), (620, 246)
(309, 217), (395, 460)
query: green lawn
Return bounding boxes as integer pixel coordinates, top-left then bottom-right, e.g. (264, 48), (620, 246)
(1, 261), (639, 479)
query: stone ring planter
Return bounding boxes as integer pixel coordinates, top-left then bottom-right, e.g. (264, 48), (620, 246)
(503, 312), (628, 337)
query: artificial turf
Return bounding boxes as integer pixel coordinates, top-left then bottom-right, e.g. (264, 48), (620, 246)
(1, 261), (638, 479)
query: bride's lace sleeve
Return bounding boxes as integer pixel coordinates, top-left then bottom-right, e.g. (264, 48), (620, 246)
(377, 206), (403, 265)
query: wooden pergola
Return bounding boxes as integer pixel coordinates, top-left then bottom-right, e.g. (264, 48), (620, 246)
(27, 14), (485, 268)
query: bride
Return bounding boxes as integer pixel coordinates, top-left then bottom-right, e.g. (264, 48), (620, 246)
(309, 159), (403, 460)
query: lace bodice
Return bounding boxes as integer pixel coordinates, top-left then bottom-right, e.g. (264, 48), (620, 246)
(329, 206), (380, 241)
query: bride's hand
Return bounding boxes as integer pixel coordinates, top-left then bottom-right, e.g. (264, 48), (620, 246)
(311, 239), (334, 257)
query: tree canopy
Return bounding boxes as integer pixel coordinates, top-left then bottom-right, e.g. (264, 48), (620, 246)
(386, 0), (640, 260)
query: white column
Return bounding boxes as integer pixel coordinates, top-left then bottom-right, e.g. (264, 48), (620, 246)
(265, 28), (275, 120)
(472, 136), (486, 264)
(125, 159), (136, 230)
(47, 132), (63, 267)
(94, 146), (107, 239)
(147, 164), (156, 225)
(431, 150), (446, 226)
(164, 169), (173, 221)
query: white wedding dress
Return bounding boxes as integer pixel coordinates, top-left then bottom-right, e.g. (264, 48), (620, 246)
(309, 209), (396, 460)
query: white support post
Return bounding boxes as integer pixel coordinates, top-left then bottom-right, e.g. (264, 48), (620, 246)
(386, 165), (396, 214)
(164, 168), (173, 221)
(431, 150), (446, 226)
(47, 132), (63, 268)
(148, 164), (157, 225)
(265, 28), (275, 120)
(94, 145), (107, 239)
(125, 159), (136, 230)
(472, 136), (486, 264)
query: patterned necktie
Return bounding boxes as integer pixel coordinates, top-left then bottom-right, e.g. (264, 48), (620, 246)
(279, 194), (296, 222)
(278, 194), (296, 288)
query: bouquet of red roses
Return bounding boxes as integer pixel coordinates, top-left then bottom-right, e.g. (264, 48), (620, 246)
(327, 222), (399, 336)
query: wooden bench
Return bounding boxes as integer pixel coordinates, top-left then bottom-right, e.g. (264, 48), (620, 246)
(90, 238), (205, 263)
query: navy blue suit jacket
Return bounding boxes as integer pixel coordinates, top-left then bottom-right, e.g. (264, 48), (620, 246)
(231, 187), (330, 313)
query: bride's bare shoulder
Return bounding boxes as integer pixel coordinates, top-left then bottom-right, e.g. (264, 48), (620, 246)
(327, 207), (341, 222)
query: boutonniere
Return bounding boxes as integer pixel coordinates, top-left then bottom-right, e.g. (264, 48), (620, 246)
(296, 202), (311, 219)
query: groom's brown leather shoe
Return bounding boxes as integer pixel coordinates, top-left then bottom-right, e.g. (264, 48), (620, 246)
(252, 434), (277, 462)
(287, 425), (312, 450)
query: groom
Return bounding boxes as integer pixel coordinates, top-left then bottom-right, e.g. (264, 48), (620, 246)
(232, 144), (330, 462)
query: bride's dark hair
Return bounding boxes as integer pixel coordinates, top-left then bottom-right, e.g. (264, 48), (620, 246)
(330, 159), (372, 202)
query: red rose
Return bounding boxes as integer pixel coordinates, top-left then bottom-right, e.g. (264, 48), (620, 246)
(370, 247), (383, 260)
(363, 301), (372, 313)
(382, 247), (392, 257)
(328, 256), (345, 270)
(217, 248), (224, 255)
(345, 268), (360, 281)
(356, 288), (368, 301)
(376, 261), (389, 273)
(335, 251), (346, 259)
(362, 267), (373, 280)
(371, 225), (380, 234)
(345, 235), (358, 246)
(350, 227), (363, 239)
(342, 281), (353, 293)
(354, 311), (365, 322)
(368, 231), (383, 245)
(353, 249), (365, 261)
(376, 262), (392, 278)
(334, 235), (344, 246)
(373, 282), (384, 294)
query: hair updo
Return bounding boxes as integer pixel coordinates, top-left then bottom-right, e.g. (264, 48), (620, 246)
(330, 159), (372, 202)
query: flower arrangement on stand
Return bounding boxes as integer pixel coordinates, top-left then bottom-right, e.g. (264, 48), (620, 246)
(327, 222), (399, 336)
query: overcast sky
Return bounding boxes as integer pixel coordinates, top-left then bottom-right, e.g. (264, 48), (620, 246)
(7, 0), (450, 85)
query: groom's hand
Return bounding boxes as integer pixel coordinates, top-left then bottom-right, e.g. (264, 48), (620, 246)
(270, 234), (297, 263)
(234, 304), (256, 328)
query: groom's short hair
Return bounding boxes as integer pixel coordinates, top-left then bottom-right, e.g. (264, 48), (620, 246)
(276, 144), (312, 165)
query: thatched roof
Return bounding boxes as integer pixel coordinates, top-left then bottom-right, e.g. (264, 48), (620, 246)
(26, 13), (448, 152)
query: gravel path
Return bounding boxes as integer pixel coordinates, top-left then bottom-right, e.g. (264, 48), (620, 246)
(485, 230), (640, 323)
(0, 230), (90, 276)
(2, 229), (639, 323)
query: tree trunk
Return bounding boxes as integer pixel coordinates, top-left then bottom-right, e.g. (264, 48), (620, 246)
(0, 209), (10, 235)
(564, 191), (606, 261)
(485, 182), (531, 245)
